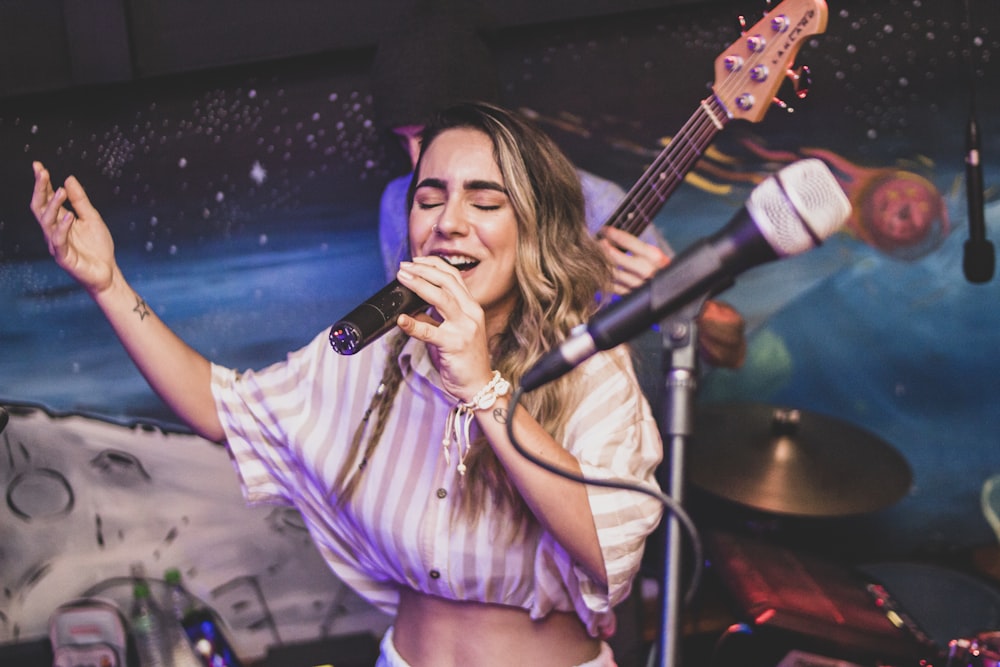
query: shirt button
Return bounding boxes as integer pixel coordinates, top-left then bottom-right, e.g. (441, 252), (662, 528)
(429, 570), (441, 579)
(436, 488), (447, 499)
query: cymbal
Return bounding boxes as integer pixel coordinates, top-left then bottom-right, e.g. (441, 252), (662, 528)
(688, 403), (912, 517)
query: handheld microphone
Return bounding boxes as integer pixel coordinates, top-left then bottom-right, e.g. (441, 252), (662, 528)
(329, 280), (427, 355)
(520, 158), (852, 391)
(963, 112), (995, 283)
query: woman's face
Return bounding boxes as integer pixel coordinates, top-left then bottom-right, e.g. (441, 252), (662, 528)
(409, 127), (520, 328)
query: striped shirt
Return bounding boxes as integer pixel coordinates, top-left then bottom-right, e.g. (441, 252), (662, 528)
(211, 331), (663, 637)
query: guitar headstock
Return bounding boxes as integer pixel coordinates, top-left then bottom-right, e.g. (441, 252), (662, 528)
(713, 0), (828, 123)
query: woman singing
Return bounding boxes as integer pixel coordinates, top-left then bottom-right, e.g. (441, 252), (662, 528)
(30, 101), (664, 667)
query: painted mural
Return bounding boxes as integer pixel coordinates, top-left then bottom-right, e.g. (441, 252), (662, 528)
(1, 0), (999, 662)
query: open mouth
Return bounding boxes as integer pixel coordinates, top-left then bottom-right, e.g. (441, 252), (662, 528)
(436, 253), (481, 272)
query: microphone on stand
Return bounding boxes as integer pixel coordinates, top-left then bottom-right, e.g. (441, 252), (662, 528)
(961, 0), (994, 284)
(963, 111), (994, 283)
(520, 158), (852, 392)
(962, 99), (994, 283)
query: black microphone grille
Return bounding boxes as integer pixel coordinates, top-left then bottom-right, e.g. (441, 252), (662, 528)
(329, 322), (364, 355)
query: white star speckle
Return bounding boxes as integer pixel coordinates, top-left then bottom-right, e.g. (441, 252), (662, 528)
(250, 160), (267, 185)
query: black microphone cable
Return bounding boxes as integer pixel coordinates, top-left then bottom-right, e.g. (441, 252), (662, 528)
(504, 384), (704, 607)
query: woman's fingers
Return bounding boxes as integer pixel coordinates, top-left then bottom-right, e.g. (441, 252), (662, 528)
(396, 312), (441, 341)
(395, 255), (493, 398)
(397, 256), (476, 317)
(30, 164), (78, 260)
(64, 175), (100, 219)
(30, 162), (64, 225)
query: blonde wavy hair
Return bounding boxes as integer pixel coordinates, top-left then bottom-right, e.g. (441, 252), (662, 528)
(336, 102), (614, 524)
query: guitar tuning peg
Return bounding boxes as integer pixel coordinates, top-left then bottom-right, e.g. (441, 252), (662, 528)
(770, 63), (812, 112)
(738, 0), (775, 35)
(771, 96), (796, 114)
(786, 64), (812, 99)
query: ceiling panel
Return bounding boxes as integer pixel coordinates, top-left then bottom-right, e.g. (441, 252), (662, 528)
(0, 0), (715, 100)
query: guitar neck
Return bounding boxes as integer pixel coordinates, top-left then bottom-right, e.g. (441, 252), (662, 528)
(602, 94), (730, 238)
(600, 0), (829, 238)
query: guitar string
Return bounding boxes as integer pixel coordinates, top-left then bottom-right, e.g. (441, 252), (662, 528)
(615, 48), (773, 235)
(608, 17), (786, 237)
(607, 95), (728, 235)
(608, 95), (725, 236)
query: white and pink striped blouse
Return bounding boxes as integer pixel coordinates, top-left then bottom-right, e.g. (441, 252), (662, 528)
(211, 331), (663, 638)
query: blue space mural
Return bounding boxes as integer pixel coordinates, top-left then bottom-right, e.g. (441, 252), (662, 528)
(1, 0), (999, 662)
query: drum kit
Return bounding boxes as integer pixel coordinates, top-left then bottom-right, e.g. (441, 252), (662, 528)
(685, 402), (1000, 667)
(948, 634), (1000, 667)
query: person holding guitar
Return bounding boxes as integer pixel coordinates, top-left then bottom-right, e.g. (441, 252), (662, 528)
(370, 5), (747, 372)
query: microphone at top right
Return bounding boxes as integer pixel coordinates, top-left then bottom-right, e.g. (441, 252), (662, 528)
(519, 158), (851, 392)
(961, 0), (994, 284)
(963, 108), (995, 284)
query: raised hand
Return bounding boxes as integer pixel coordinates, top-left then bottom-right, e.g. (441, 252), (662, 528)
(30, 162), (117, 296)
(29, 160), (223, 439)
(394, 255), (495, 402)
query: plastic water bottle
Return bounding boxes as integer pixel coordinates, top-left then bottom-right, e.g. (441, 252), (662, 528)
(165, 568), (197, 625)
(163, 569), (206, 667)
(130, 578), (172, 667)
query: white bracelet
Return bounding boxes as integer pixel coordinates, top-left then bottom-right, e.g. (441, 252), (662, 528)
(443, 371), (511, 478)
(460, 370), (512, 411)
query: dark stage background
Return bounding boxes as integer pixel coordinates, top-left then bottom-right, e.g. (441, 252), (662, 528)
(1, 0), (1000, 663)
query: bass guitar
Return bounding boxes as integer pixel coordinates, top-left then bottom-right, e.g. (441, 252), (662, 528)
(605, 0), (829, 237)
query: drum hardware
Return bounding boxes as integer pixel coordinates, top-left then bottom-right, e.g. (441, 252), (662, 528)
(858, 563), (1000, 667)
(866, 582), (936, 652)
(689, 402), (912, 517)
(947, 633), (1000, 667)
(704, 531), (935, 666)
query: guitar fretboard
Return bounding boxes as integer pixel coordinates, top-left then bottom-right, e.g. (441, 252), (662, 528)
(604, 94), (730, 237)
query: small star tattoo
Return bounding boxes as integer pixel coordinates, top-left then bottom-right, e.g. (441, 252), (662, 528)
(133, 295), (150, 320)
(492, 408), (508, 424)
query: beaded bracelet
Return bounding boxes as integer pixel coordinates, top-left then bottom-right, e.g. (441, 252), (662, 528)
(443, 371), (512, 477)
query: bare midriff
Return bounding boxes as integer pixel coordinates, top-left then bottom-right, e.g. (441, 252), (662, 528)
(392, 586), (601, 667)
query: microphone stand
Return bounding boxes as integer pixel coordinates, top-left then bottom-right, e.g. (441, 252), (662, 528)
(653, 295), (707, 667)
